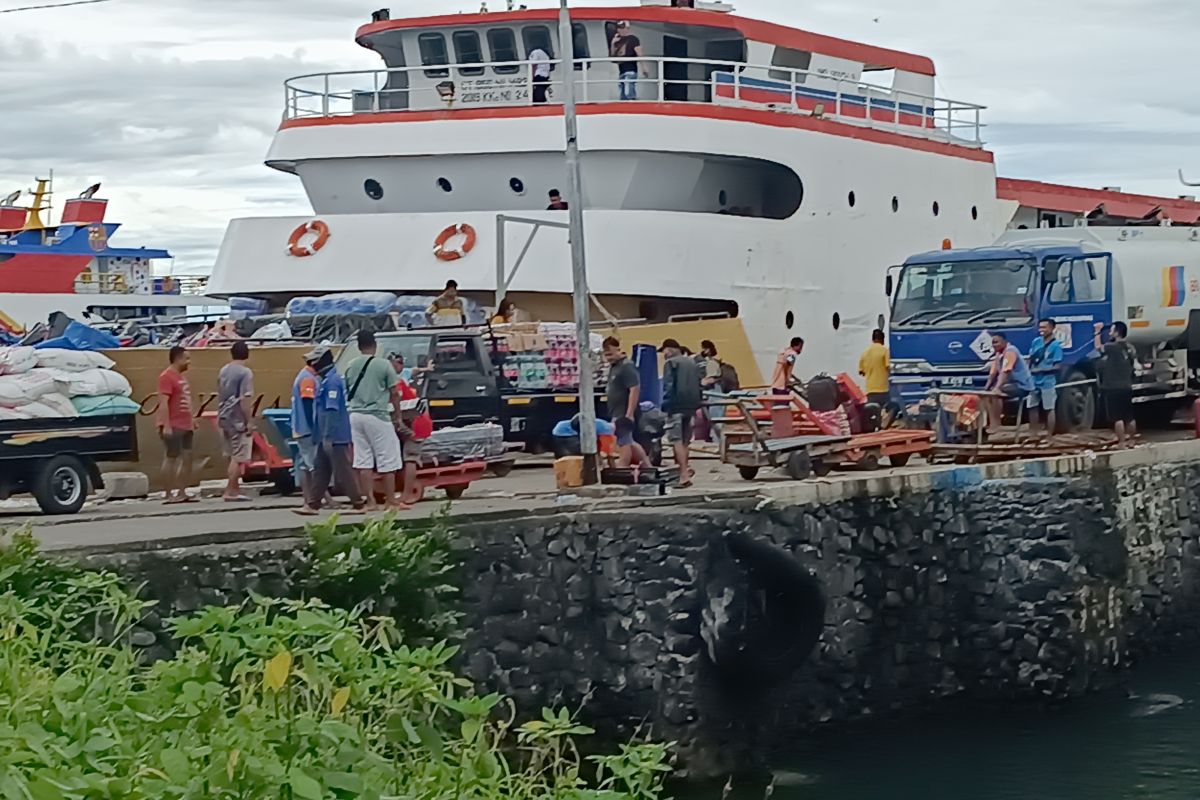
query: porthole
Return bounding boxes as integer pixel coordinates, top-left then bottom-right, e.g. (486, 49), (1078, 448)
(437, 177), (453, 193)
(891, 196), (899, 213)
(932, 201), (940, 217)
(785, 311), (795, 330)
(363, 179), (383, 200)
(877, 313), (886, 330)
(718, 189), (728, 206)
(509, 177), (525, 195)
(848, 191), (856, 208)
(971, 205), (979, 220)
(832, 312), (841, 331)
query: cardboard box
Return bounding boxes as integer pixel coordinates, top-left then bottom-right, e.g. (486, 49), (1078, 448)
(554, 456), (585, 490)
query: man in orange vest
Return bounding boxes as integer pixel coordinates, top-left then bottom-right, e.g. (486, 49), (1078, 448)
(771, 337), (805, 394)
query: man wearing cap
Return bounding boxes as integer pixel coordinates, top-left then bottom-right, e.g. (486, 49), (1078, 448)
(609, 21), (647, 101)
(305, 347), (366, 515)
(291, 346), (324, 511)
(660, 338), (702, 487)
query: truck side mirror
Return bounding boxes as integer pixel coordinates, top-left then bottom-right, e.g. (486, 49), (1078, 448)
(1044, 259), (1063, 283)
(885, 275), (894, 296)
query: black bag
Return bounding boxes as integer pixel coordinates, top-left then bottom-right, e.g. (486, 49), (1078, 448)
(718, 361), (740, 392)
(807, 374), (840, 412)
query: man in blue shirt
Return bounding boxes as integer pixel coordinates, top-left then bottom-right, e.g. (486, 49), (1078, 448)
(1027, 318), (1064, 435)
(297, 347), (365, 515)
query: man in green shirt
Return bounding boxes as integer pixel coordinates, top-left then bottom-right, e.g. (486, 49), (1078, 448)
(345, 331), (407, 511)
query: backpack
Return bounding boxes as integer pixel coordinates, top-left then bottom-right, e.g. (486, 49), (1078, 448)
(718, 361), (740, 393)
(807, 374), (840, 412)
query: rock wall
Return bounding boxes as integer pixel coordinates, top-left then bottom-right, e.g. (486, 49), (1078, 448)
(74, 454), (1200, 779)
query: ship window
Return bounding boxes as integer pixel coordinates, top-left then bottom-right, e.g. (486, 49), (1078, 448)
(509, 177), (526, 195)
(768, 47), (812, 81)
(785, 311), (795, 330)
(418, 33), (450, 78)
(848, 191), (856, 208)
(453, 31), (485, 76)
(571, 22), (590, 69)
(437, 177), (453, 193)
(891, 196), (900, 213)
(832, 312), (841, 330)
(364, 179), (384, 200)
(488, 28), (520, 73)
(522, 26), (554, 61)
(932, 201), (940, 217)
(971, 205), (979, 220)
(718, 190), (728, 206)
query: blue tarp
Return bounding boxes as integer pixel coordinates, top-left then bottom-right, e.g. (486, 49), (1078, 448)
(33, 321), (121, 351)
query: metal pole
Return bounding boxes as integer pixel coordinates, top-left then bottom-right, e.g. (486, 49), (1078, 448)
(495, 213), (506, 308)
(558, 0), (598, 480)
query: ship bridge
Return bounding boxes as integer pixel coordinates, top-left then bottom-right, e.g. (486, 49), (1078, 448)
(283, 4), (984, 146)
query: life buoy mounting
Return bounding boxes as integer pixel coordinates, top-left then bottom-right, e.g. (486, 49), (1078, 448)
(288, 220), (331, 257)
(433, 223), (477, 261)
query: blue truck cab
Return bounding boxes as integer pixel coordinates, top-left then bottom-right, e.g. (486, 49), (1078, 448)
(887, 241), (1115, 430)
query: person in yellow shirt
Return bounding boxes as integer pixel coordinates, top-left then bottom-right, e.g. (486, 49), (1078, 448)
(859, 329), (891, 423)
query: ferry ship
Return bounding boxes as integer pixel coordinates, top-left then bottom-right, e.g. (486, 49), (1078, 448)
(0, 179), (218, 332)
(207, 0), (1200, 375)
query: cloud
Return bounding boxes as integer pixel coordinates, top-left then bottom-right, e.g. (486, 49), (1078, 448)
(2, 0), (1198, 273)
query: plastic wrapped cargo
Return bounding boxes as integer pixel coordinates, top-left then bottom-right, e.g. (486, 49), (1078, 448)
(0, 371), (57, 407)
(72, 394), (142, 417)
(286, 291), (398, 317)
(48, 368), (133, 398)
(34, 348), (115, 373)
(0, 347), (37, 376)
(421, 423), (506, 464)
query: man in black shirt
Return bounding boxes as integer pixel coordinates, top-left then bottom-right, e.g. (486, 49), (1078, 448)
(610, 21), (646, 100)
(603, 336), (640, 423)
(660, 338), (702, 487)
(1094, 321), (1137, 447)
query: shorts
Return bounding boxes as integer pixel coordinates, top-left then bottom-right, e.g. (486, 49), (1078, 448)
(351, 413), (403, 473)
(1103, 389), (1134, 423)
(999, 382), (1026, 400)
(1026, 385), (1057, 412)
(161, 430), (194, 459)
(221, 426), (253, 463)
(598, 434), (617, 456)
(295, 436), (318, 473)
(665, 412), (695, 445)
(402, 436), (424, 465)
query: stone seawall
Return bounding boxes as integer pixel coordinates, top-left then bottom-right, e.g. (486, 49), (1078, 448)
(72, 443), (1200, 778)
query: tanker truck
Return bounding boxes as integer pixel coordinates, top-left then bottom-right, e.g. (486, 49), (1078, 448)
(885, 225), (1200, 430)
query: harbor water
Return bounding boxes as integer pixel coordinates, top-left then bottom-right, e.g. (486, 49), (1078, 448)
(704, 648), (1200, 800)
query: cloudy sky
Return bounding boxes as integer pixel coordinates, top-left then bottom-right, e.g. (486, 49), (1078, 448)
(2, 0), (1197, 273)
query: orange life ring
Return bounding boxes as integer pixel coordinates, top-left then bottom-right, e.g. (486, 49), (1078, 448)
(433, 223), (477, 261)
(288, 220), (331, 257)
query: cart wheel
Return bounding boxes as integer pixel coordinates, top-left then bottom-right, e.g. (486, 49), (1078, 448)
(444, 484), (468, 500)
(489, 461), (514, 478)
(272, 469), (296, 496)
(889, 452), (912, 468)
(785, 450), (813, 480)
(811, 459), (832, 477)
(33, 454), (89, 515)
(737, 466), (760, 481)
(859, 453), (881, 471)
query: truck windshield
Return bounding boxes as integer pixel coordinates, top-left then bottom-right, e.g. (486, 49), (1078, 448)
(891, 259), (1036, 329)
(335, 334), (434, 371)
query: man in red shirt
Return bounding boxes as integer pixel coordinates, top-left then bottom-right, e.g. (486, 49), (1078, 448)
(156, 345), (196, 504)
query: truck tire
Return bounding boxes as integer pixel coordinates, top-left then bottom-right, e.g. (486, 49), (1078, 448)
(1056, 370), (1096, 432)
(785, 450), (812, 480)
(33, 454), (89, 515)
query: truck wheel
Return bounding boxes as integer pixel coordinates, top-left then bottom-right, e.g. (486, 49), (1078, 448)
(444, 484), (468, 500)
(33, 455), (89, 515)
(737, 466), (760, 481)
(811, 459), (832, 478)
(889, 452), (912, 468)
(1056, 371), (1096, 432)
(488, 461), (514, 478)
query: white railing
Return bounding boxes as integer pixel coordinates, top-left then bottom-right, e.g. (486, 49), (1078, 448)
(282, 56), (986, 146)
(73, 273), (209, 297)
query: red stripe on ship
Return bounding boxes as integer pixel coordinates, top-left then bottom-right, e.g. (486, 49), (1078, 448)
(0, 254), (92, 293)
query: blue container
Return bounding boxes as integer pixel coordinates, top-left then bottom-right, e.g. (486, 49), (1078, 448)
(631, 343), (662, 409)
(262, 408), (300, 483)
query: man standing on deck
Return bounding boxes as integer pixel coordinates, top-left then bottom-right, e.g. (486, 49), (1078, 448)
(298, 347), (366, 515)
(661, 338), (702, 488)
(610, 22), (647, 101)
(1027, 318), (1064, 435)
(603, 336), (640, 424)
(529, 45), (552, 103)
(772, 337), (805, 394)
(1094, 321), (1138, 447)
(345, 331), (409, 512)
(216, 341), (255, 503)
(156, 346), (195, 505)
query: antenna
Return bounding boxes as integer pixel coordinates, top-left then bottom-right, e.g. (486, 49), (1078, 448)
(1180, 169), (1200, 188)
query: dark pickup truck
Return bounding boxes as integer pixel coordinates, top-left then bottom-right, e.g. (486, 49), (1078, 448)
(0, 414), (138, 514)
(337, 329), (606, 452)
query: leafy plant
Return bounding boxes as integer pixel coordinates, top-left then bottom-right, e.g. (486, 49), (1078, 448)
(304, 510), (461, 643)
(0, 527), (674, 799)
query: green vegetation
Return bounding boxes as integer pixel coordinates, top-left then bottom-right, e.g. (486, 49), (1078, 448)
(0, 528), (672, 799)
